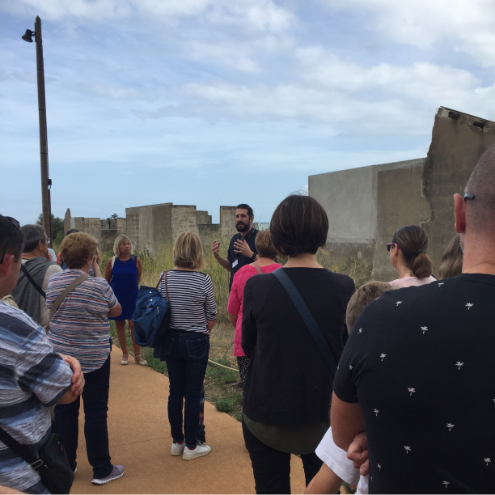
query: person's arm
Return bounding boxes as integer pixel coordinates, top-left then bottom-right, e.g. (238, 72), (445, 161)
(108, 302), (122, 318)
(229, 313), (238, 328)
(104, 259), (112, 284)
(207, 320), (216, 334)
(305, 463), (343, 494)
(241, 279), (258, 358)
(136, 256), (142, 285)
(204, 276), (217, 334)
(331, 393), (366, 452)
(212, 240), (231, 271)
(59, 354), (84, 396)
(227, 273), (241, 329)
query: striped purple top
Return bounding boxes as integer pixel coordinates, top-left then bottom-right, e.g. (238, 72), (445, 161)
(46, 269), (118, 373)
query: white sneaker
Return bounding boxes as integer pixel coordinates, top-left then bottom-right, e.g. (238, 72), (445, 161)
(183, 442), (211, 460)
(171, 442), (185, 456)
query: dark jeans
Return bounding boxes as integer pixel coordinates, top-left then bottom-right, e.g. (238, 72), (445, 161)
(162, 330), (210, 448)
(54, 356), (112, 479)
(242, 420), (323, 494)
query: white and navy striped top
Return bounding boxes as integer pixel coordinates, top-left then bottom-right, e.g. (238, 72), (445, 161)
(158, 270), (217, 334)
(0, 302), (73, 493)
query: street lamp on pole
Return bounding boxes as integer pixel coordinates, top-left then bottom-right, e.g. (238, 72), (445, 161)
(22, 16), (52, 245)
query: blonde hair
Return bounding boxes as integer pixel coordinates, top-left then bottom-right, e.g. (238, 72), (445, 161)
(346, 281), (393, 331)
(173, 232), (203, 270)
(255, 230), (277, 259)
(61, 232), (98, 269)
(113, 234), (132, 258)
(438, 235), (463, 280)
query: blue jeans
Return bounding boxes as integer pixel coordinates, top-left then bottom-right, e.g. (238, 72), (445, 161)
(162, 330), (210, 448)
(54, 356), (112, 479)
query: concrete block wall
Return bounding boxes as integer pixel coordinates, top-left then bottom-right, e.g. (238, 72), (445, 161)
(309, 106), (495, 283)
(65, 203), (237, 257)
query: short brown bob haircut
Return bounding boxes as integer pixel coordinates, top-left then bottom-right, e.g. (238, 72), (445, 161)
(346, 281), (393, 331)
(173, 232), (203, 270)
(255, 230), (277, 260)
(61, 232), (98, 269)
(270, 195), (328, 257)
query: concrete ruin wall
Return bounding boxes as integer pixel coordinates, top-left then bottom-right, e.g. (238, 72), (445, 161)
(64, 203), (236, 256)
(309, 107), (495, 282)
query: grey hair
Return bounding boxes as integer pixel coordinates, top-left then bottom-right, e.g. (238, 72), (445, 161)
(20, 224), (46, 252)
(113, 234), (132, 258)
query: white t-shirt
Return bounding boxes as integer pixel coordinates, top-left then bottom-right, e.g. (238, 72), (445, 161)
(315, 427), (369, 494)
(389, 275), (436, 289)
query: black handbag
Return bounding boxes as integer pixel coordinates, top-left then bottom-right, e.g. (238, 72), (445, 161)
(0, 425), (74, 494)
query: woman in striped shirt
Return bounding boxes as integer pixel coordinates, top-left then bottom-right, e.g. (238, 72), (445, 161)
(156, 232), (217, 461)
(47, 233), (125, 486)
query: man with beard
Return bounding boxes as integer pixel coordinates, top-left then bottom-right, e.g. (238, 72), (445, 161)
(212, 204), (258, 291)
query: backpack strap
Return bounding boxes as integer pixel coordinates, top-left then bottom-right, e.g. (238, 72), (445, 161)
(111, 256), (115, 269)
(20, 263), (46, 299)
(156, 271), (170, 301)
(253, 261), (263, 275)
(49, 274), (89, 322)
(272, 268), (338, 379)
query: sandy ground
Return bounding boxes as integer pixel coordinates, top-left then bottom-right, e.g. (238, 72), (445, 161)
(70, 346), (307, 494)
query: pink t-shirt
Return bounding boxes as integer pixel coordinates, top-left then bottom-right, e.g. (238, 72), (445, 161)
(227, 263), (282, 357)
(389, 275), (436, 289)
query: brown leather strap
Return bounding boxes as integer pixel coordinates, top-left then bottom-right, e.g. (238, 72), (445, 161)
(49, 274), (89, 322)
(253, 261), (263, 275)
(156, 270), (170, 301)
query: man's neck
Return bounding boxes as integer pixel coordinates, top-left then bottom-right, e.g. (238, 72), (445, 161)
(462, 235), (495, 275)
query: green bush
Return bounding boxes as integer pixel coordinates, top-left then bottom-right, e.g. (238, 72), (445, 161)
(215, 398), (234, 413)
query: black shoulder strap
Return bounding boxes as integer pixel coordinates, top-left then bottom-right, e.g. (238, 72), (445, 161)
(273, 268), (338, 379)
(20, 263), (46, 299)
(0, 425), (41, 470)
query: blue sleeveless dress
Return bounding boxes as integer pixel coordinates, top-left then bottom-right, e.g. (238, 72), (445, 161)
(109, 255), (139, 320)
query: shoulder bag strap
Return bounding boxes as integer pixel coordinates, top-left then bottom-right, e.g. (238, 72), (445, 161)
(272, 268), (338, 379)
(20, 263), (46, 299)
(0, 425), (41, 470)
(253, 261), (263, 275)
(156, 271), (170, 301)
(49, 274), (89, 322)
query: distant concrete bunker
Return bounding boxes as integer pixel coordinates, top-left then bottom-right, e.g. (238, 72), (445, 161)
(64, 204), (237, 255)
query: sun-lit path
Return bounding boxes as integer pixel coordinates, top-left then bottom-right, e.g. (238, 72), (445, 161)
(70, 346), (307, 494)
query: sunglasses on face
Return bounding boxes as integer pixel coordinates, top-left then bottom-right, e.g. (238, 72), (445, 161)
(0, 216), (21, 264)
(387, 243), (397, 252)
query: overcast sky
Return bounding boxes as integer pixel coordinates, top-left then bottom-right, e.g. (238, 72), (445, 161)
(2, 0), (495, 226)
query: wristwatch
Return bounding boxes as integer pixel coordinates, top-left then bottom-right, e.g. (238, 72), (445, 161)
(250, 253), (257, 262)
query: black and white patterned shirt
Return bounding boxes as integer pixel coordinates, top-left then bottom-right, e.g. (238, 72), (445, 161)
(158, 270), (216, 334)
(334, 274), (495, 494)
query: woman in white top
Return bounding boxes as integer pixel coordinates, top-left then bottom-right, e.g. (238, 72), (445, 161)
(387, 225), (436, 288)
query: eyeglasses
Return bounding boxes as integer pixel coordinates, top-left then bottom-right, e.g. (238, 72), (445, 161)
(464, 193), (475, 201)
(0, 216), (21, 264)
(387, 243), (397, 252)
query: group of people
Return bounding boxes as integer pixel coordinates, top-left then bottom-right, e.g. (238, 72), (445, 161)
(0, 144), (493, 494)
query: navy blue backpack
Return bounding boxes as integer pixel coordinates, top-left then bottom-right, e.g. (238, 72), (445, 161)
(132, 271), (170, 348)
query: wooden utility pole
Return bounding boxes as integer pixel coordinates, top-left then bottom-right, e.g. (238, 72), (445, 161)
(34, 16), (52, 244)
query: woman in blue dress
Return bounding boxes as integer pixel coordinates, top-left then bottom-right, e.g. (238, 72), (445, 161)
(105, 234), (147, 366)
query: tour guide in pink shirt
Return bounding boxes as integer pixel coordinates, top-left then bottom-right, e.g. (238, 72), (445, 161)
(227, 230), (282, 389)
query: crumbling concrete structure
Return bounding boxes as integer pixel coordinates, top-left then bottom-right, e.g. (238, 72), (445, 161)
(64, 203), (237, 254)
(309, 107), (495, 281)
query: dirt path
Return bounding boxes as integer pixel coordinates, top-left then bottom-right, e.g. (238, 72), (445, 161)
(71, 346), (307, 494)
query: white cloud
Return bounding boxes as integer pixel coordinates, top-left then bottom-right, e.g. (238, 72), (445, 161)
(320, 0), (495, 66)
(3, 0), (295, 34)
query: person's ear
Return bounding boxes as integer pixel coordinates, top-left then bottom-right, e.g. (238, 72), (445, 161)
(454, 193), (466, 234)
(0, 254), (14, 277)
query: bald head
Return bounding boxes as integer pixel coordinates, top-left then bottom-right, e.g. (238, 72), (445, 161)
(464, 144), (495, 233)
